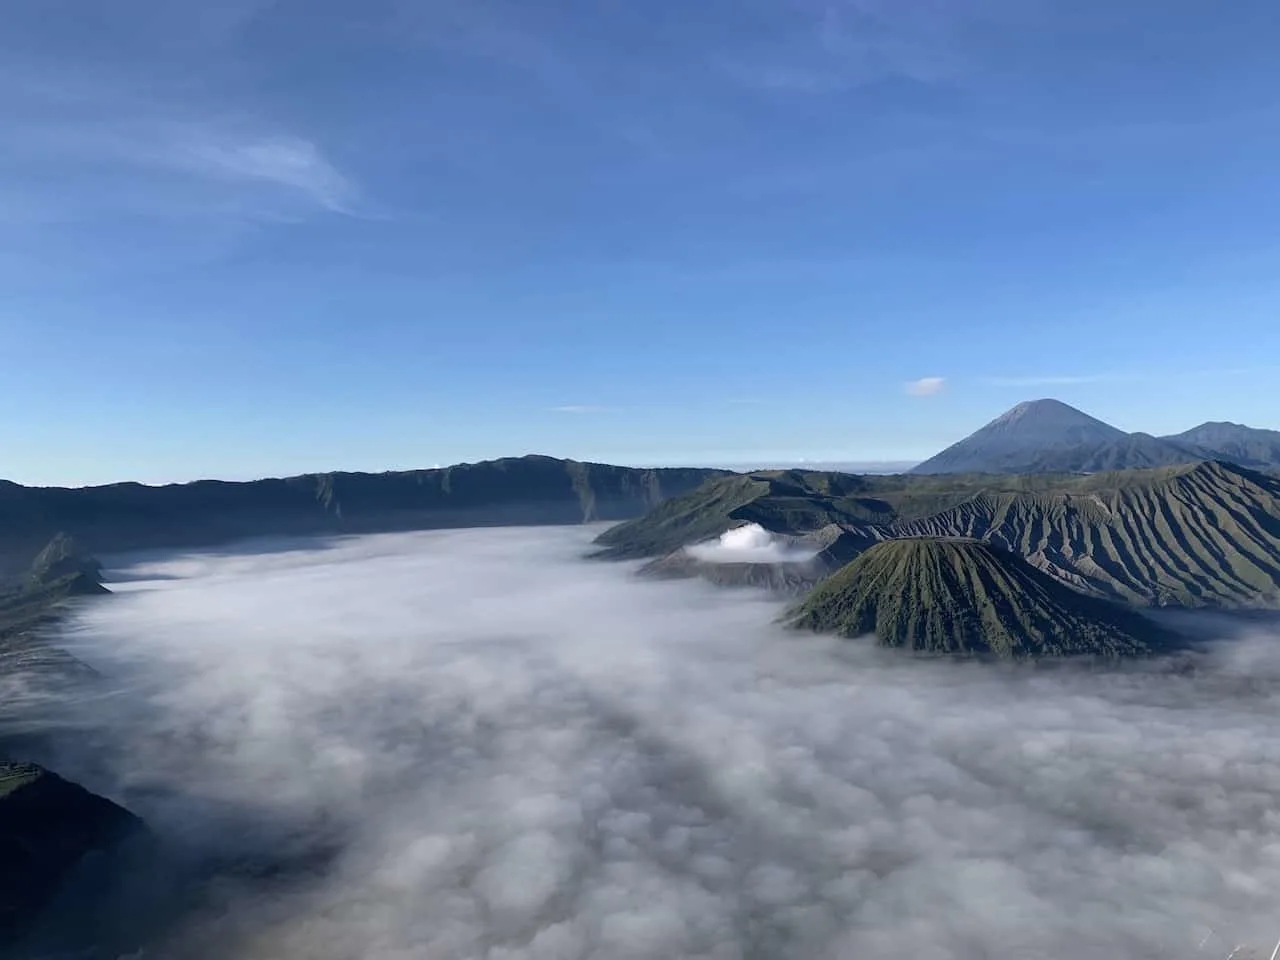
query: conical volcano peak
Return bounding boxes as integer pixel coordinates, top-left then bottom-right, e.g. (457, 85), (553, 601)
(984, 399), (1124, 437)
(785, 537), (1180, 658)
(997, 398), (1076, 418)
(911, 399), (1139, 474)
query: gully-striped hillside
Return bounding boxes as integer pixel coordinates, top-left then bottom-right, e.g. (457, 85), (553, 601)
(893, 462), (1280, 608)
(785, 538), (1180, 658)
(598, 461), (1280, 610)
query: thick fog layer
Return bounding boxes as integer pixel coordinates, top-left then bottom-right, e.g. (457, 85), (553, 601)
(685, 524), (817, 564)
(27, 527), (1280, 958)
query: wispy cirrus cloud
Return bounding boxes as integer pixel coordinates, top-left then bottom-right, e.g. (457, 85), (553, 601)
(13, 116), (360, 220)
(905, 376), (946, 397)
(147, 127), (357, 214)
(549, 405), (616, 414)
(1, 28), (361, 225)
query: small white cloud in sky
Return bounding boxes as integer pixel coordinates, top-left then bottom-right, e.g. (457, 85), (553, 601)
(905, 377), (946, 397)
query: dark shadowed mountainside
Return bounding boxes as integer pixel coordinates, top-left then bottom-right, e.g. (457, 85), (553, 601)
(0, 761), (143, 948)
(0, 543), (159, 956)
(0, 457), (726, 575)
(784, 538), (1181, 658)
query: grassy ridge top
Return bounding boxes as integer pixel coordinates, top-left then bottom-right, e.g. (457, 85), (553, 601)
(785, 538), (1180, 658)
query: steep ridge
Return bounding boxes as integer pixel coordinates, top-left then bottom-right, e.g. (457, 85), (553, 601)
(594, 474), (774, 560)
(785, 538), (1181, 658)
(892, 461), (1280, 608)
(27, 534), (107, 597)
(593, 470), (1006, 560)
(1167, 422), (1280, 467)
(1005, 433), (1208, 474)
(2, 534), (110, 678)
(0, 457), (726, 573)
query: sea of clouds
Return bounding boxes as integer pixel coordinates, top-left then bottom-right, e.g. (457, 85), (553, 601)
(17, 526), (1280, 959)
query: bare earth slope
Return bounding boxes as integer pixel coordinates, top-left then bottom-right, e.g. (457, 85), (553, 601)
(785, 538), (1181, 658)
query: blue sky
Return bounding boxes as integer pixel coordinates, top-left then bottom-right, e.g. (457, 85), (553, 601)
(3, 0), (1279, 486)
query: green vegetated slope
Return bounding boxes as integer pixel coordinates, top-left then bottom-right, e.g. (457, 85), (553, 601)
(594, 466), (1146, 560)
(596, 461), (1280, 610)
(785, 538), (1180, 658)
(0, 457), (726, 574)
(894, 461), (1280, 608)
(592, 469), (1032, 560)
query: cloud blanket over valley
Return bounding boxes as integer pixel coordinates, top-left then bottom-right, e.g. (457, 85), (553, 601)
(21, 527), (1280, 959)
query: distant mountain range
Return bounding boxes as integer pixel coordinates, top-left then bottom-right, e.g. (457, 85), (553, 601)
(911, 399), (1280, 475)
(0, 457), (725, 576)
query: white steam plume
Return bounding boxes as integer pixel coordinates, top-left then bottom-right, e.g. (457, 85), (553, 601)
(685, 524), (818, 564)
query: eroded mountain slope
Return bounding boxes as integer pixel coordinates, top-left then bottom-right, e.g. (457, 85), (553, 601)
(598, 461), (1280, 609)
(785, 538), (1181, 658)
